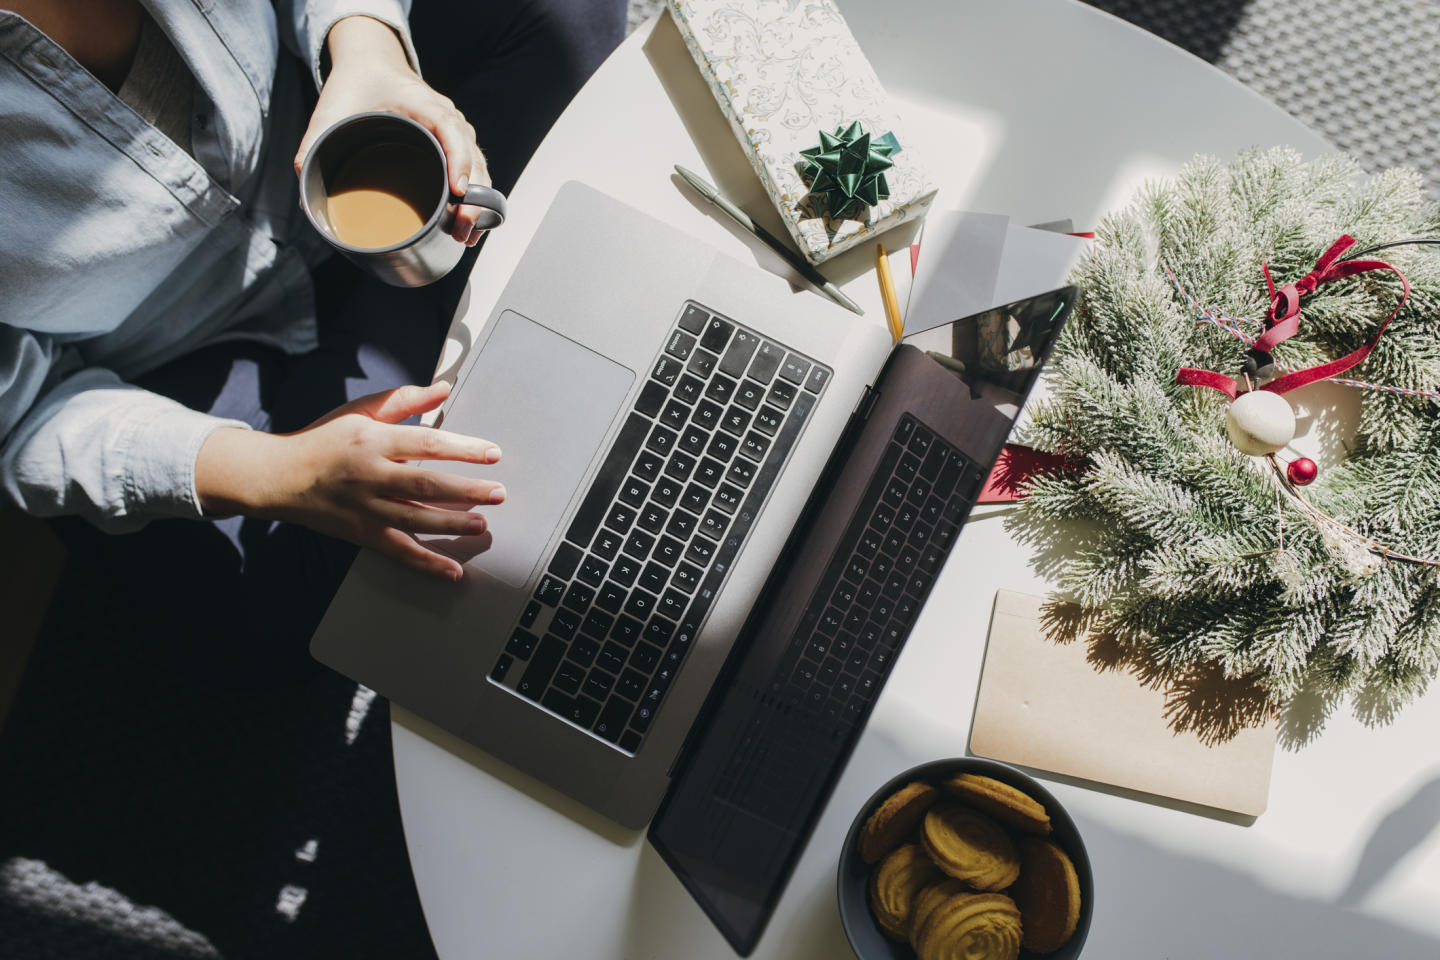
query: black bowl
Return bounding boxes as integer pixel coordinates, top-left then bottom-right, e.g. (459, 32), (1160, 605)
(838, 758), (1093, 959)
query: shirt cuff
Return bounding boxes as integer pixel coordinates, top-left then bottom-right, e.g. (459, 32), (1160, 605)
(121, 405), (252, 522)
(293, 1), (420, 90)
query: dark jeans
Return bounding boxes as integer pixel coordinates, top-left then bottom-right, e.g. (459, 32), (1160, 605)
(52, 0), (628, 675)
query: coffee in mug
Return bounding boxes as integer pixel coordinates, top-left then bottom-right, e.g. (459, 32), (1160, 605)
(299, 112), (507, 287)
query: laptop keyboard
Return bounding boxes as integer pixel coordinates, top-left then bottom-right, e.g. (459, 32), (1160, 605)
(488, 301), (831, 754)
(712, 414), (983, 818)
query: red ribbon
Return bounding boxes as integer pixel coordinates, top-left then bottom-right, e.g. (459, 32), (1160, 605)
(1175, 235), (1410, 398)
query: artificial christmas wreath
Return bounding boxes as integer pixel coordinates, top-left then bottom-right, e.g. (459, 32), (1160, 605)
(1010, 148), (1440, 731)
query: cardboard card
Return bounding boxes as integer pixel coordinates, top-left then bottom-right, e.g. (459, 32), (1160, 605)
(970, 591), (1277, 817)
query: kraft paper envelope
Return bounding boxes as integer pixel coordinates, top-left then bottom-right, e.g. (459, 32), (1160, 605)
(969, 590), (1276, 817)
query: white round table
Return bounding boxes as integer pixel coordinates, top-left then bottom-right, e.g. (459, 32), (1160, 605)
(394, 2), (1440, 957)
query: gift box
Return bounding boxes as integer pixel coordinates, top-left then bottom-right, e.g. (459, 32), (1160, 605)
(668, 0), (937, 264)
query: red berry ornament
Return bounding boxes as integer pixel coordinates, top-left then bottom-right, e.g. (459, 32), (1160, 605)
(1287, 457), (1318, 486)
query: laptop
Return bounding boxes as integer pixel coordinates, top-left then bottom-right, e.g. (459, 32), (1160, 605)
(311, 180), (1075, 952)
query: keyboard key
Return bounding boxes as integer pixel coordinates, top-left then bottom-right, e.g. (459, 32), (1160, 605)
(505, 628), (537, 660)
(735, 379), (765, 411)
(596, 581), (626, 613)
(598, 642), (629, 675)
(610, 555), (642, 588)
(581, 608), (614, 640)
(896, 415), (916, 446)
(719, 330), (760, 377)
(740, 431), (770, 461)
(691, 399), (723, 431)
(753, 406), (782, 436)
(687, 349), (718, 379)
(619, 476), (649, 508)
(570, 634), (599, 667)
(678, 425), (707, 456)
(714, 483), (743, 514)
(548, 542), (583, 580)
(936, 452), (967, 499)
(618, 668), (647, 700)
(533, 574), (565, 607)
(622, 529), (655, 561)
(665, 329), (696, 360)
(583, 670), (615, 701)
(858, 529), (881, 558)
(695, 457), (725, 488)
(576, 555), (608, 587)
(595, 694), (632, 741)
(651, 476), (682, 509)
(678, 303), (709, 333)
(749, 341), (784, 382)
(625, 589), (657, 619)
(551, 606), (581, 640)
(645, 424), (677, 457)
(804, 365), (830, 393)
(896, 452), (921, 484)
(659, 589), (689, 620)
(629, 643), (662, 673)
(652, 355), (683, 386)
(519, 600), (541, 628)
(686, 536), (716, 566)
(553, 660), (584, 695)
(909, 424), (934, 456)
(612, 615), (643, 647)
(672, 562), (703, 593)
(516, 635), (565, 700)
(673, 374), (704, 406)
(632, 449), (663, 483)
(603, 502), (635, 536)
(637, 503), (668, 534)
(664, 451), (696, 482)
(639, 562), (669, 594)
(620, 730), (642, 753)
(767, 379), (796, 409)
(726, 458), (757, 487)
(908, 477), (932, 505)
(779, 354), (811, 384)
(645, 616), (675, 647)
(557, 691), (602, 729)
(720, 407), (751, 437)
(654, 536), (685, 566)
(705, 374), (737, 405)
(659, 399), (689, 429)
(699, 315), (734, 353)
(680, 483), (708, 514)
(562, 579), (596, 611)
(491, 654), (514, 682)
(919, 444), (946, 483)
(666, 509), (698, 540)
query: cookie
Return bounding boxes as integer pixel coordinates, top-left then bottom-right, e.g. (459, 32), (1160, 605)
(941, 773), (1051, 836)
(921, 804), (1020, 891)
(859, 780), (940, 864)
(868, 844), (944, 942)
(1011, 837), (1082, 953)
(914, 892), (1023, 960)
(908, 878), (969, 950)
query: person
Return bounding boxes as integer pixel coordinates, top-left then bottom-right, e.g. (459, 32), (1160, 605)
(0, 0), (627, 668)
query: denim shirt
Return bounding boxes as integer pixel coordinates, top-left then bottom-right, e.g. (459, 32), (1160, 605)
(0, 0), (417, 531)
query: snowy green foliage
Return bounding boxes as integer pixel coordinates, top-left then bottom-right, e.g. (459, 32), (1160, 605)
(1009, 148), (1440, 728)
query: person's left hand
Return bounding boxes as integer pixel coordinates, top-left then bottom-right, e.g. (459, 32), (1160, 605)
(294, 15), (492, 246)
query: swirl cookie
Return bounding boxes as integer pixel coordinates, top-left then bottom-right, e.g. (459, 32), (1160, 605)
(1011, 837), (1082, 953)
(941, 773), (1051, 836)
(908, 878), (969, 950)
(859, 780), (941, 864)
(914, 892), (1023, 960)
(921, 804), (1020, 892)
(868, 844), (944, 941)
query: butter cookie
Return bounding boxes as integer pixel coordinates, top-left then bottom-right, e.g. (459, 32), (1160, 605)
(941, 773), (1051, 836)
(1011, 837), (1082, 953)
(868, 844), (944, 941)
(859, 780), (940, 864)
(914, 892), (1022, 960)
(921, 804), (1020, 891)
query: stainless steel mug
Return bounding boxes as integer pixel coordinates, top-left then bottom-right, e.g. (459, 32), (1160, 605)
(298, 111), (507, 288)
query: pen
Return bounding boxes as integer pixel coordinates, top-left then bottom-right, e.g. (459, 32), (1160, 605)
(875, 242), (903, 343)
(674, 164), (863, 316)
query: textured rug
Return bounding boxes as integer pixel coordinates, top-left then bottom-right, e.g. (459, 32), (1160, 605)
(3, 3), (1435, 959)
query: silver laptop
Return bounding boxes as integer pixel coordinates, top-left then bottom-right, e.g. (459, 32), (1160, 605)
(312, 180), (894, 828)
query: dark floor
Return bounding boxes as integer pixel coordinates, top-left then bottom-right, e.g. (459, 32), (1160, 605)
(4, 1), (1437, 958)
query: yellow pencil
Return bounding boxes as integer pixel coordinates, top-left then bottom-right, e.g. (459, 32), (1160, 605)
(875, 242), (903, 343)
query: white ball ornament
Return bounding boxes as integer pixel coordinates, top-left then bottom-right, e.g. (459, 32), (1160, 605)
(1225, 390), (1296, 455)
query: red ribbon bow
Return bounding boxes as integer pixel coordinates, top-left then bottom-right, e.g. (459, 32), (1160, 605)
(1176, 235), (1409, 399)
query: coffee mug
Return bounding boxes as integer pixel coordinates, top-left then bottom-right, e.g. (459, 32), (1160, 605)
(299, 111), (507, 288)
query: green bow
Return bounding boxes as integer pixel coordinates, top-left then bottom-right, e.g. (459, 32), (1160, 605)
(798, 121), (900, 221)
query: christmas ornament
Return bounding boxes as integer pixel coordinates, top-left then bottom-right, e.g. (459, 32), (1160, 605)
(1286, 457), (1318, 486)
(1009, 148), (1440, 730)
(1224, 391), (1296, 455)
(797, 121), (898, 221)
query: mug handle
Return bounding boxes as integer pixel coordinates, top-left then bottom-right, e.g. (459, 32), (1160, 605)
(449, 183), (508, 231)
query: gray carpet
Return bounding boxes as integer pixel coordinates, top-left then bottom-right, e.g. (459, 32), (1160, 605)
(2, 2), (1435, 959)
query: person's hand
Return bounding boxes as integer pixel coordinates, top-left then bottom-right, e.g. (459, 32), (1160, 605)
(196, 382), (504, 581)
(294, 15), (491, 246)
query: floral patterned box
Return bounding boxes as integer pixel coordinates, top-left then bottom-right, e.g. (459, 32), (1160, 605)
(668, 0), (937, 264)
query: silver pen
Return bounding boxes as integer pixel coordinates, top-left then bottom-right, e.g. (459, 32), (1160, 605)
(674, 164), (864, 316)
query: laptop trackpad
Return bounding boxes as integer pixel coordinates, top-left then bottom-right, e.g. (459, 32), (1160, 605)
(426, 310), (635, 587)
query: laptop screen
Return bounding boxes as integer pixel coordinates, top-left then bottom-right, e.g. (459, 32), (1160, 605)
(648, 287), (1077, 954)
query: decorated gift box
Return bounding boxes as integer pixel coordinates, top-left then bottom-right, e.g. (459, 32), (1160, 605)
(668, 0), (937, 264)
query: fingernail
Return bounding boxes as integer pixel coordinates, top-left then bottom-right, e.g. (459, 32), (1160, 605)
(456, 175), (468, 195)
(490, 485), (506, 504)
(467, 514), (487, 534)
(486, 445), (501, 463)
(450, 566), (464, 582)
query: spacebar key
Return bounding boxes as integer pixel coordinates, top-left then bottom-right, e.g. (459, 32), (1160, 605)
(564, 413), (651, 548)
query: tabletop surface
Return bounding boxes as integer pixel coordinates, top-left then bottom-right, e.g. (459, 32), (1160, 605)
(392, 2), (1440, 957)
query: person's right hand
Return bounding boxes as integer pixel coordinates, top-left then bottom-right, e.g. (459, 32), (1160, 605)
(196, 381), (503, 581)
